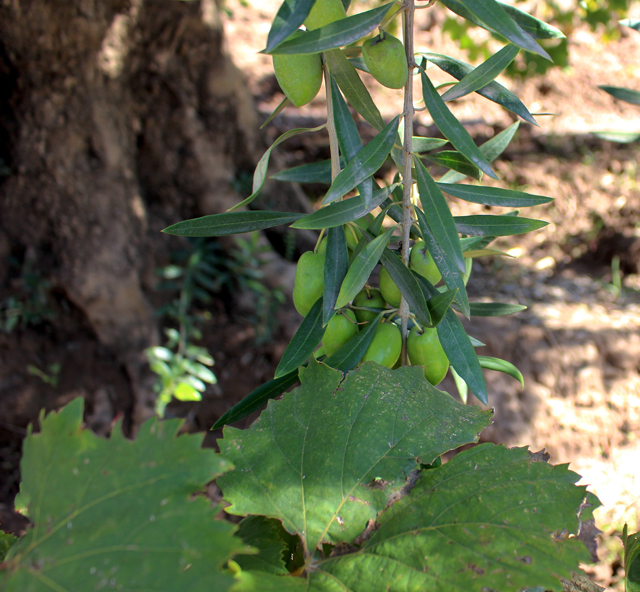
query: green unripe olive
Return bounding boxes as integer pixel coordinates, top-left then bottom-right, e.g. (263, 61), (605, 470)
(304, 0), (347, 30)
(379, 266), (401, 308)
(293, 251), (325, 316)
(353, 287), (387, 323)
(409, 241), (441, 285)
(362, 32), (408, 90)
(316, 237), (327, 254)
(345, 213), (374, 251)
(323, 310), (358, 356)
(407, 326), (449, 385)
(362, 321), (402, 368)
(273, 32), (323, 107)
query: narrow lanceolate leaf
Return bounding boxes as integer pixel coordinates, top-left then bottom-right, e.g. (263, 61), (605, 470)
(231, 124), (325, 211)
(415, 157), (466, 274)
(380, 249), (431, 326)
(218, 361), (492, 555)
(455, 215), (548, 236)
(425, 53), (536, 126)
(441, 121), (521, 183)
(265, 0), (315, 53)
(620, 18), (640, 32)
(478, 355), (525, 388)
(323, 314), (381, 372)
(427, 289), (458, 327)
(441, 44), (520, 102)
(416, 208), (470, 318)
(163, 211), (305, 237)
(439, 183), (552, 207)
(420, 69), (497, 180)
(456, 0), (550, 59)
(271, 160), (333, 183)
(323, 116), (400, 205)
(260, 96), (290, 129)
(413, 136), (449, 153)
(330, 77), (373, 206)
(623, 524), (640, 592)
(291, 185), (392, 229)
(451, 365), (469, 404)
(415, 274), (487, 403)
(498, 1), (565, 39)
(234, 571), (307, 591)
(323, 227), (349, 325)
(335, 228), (393, 308)
(275, 297), (325, 378)
(599, 85), (640, 106)
(1, 399), (242, 592)
(267, 3), (393, 54)
(470, 302), (527, 316)
(592, 131), (640, 144)
(422, 151), (482, 180)
(211, 369), (299, 429)
(315, 444), (592, 592)
(325, 49), (385, 131)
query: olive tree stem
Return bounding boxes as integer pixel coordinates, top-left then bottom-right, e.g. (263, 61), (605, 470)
(324, 63), (341, 182)
(400, 0), (415, 365)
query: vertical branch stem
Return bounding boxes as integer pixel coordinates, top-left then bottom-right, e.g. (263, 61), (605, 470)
(324, 62), (341, 182)
(400, 0), (415, 364)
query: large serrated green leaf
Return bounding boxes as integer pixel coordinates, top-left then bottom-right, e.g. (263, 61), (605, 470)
(267, 3), (393, 55)
(233, 516), (288, 575)
(218, 361), (492, 555)
(323, 116), (400, 205)
(163, 211), (306, 237)
(325, 49), (385, 131)
(420, 69), (497, 180)
(313, 444), (592, 592)
(441, 44), (520, 102)
(415, 157), (466, 274)
(233, 571), (307, 591)
(265, 0), (315, 53)
(1, 399), (243, 592)
(0, 533), (16, 562)
(438, 183), (552, 207)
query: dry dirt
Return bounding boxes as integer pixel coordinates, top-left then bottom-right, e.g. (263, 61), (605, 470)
(1, 1), (639, 588)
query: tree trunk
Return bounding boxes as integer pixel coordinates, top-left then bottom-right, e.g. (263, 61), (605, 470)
(0, 0), (298, 426)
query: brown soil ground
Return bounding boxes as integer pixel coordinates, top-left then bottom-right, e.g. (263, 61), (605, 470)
(2, 1), (639, 588)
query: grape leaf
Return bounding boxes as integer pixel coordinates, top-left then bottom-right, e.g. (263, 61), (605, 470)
(218, 361), (492, 555)
(233, 516), (288, 575)
(1, 399), (243, 592)
(623, 524), (640, 592)
(313, 444), (592, 592)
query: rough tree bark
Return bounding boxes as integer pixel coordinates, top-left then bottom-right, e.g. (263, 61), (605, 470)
(0, 0), (303, 425)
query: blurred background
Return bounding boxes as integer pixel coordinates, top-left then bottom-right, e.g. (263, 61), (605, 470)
(0, 0), (639, 587)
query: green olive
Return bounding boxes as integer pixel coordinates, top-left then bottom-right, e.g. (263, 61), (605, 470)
(362, 32), (408, 90)
(379, 266), (401, 308)
(409, 241), (441, 285)
(304, 0), (347, 30)
(273, 31), (323, 107)
(407, 326), (449, 385)
(293, 251), (325, 316)
(362, 321), (401, 368)
(353, 287), (387, 323)
(345, 213), (374, 251)
(323, 310), (358, 356)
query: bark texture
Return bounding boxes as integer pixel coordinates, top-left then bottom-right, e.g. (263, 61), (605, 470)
(0, 0), (292, 424)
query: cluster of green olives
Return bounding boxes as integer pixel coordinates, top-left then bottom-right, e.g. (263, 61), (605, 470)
(293, 220), (450, 386)
(272, 0), (409, 107)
